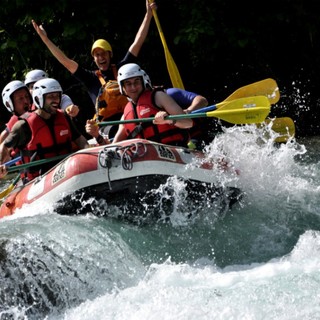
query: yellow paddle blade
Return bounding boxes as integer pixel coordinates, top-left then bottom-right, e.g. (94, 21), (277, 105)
(267, 117), (295, 143)
(223, 78), (280, 105)
(0, 157), (23, 200)
(163, 45), (185, 90)
(207, 96), (271, 124)
(256, 117), (295, 143)
(148, 0), (184, 89)
(0, 183), (15, 199)
(0, 174), (20, 200)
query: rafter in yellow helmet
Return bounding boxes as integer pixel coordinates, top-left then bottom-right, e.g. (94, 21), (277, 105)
(91, 39), (113, 57)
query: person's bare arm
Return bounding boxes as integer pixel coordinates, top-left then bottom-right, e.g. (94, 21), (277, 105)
(0, 141), (12, 178)
(65, 105), (79, 118)
(128, 0), (156, 57)
(185, 95), (208, 114)
(74, 135), (89, 149)
(112, 122), (128, 143)
(154, 92), (193, 128)
(0, 130), (9, 145)
(32, 20), (79, 74)
(85, 119), (100, 138)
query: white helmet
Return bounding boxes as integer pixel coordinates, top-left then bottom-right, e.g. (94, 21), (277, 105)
(24, 69), (49, 86)
(32, 78), (63, 109)
(117, 63), (152, 95)
(141, 70), (152, 89)
(2, 80), (30, 113)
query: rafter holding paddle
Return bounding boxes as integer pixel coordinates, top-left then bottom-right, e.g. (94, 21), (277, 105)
(147, 2), (292, 139)
(98, 96), (271, 127)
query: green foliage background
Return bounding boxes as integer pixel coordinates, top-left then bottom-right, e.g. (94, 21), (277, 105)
(0, 0), (319, 136)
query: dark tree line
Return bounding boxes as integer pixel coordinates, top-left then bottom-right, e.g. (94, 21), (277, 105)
(1, 0), (319, 137)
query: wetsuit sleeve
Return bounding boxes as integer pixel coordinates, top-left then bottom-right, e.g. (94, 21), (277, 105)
(73, 65), (116, 106)
(117, 51), (139, 69)
(60, 94), (73, 110)
(72, 66), (100, 105)
(166, 88), (198, 109)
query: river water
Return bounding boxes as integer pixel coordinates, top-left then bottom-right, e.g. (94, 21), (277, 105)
(1, 123), (320, 320)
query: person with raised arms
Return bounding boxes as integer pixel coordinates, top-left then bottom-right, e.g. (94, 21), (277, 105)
(31, 0), (156, 124)
(85, 63), (193, 147)
(0, 78), (90, 183)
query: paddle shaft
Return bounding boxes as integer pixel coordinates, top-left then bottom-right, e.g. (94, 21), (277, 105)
(99, 112), (211, 126)
(8, 153), (70, 173)
(4, 156), (22, 168)
(99, 96), (270, 126)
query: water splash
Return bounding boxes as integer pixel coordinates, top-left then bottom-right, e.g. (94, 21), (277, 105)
(0, 215), (146, 319)
(62, 231), (320, 320)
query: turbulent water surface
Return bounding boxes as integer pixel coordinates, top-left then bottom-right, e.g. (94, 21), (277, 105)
(1, 123), (320, 320)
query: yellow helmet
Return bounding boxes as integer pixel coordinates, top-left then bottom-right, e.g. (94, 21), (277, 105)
(91, 39), (113, 57)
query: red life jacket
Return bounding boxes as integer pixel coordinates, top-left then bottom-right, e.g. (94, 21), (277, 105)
(20, 110), (73, 181)
(123, 90), (190, 146)
(6, 114), (24, 131)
